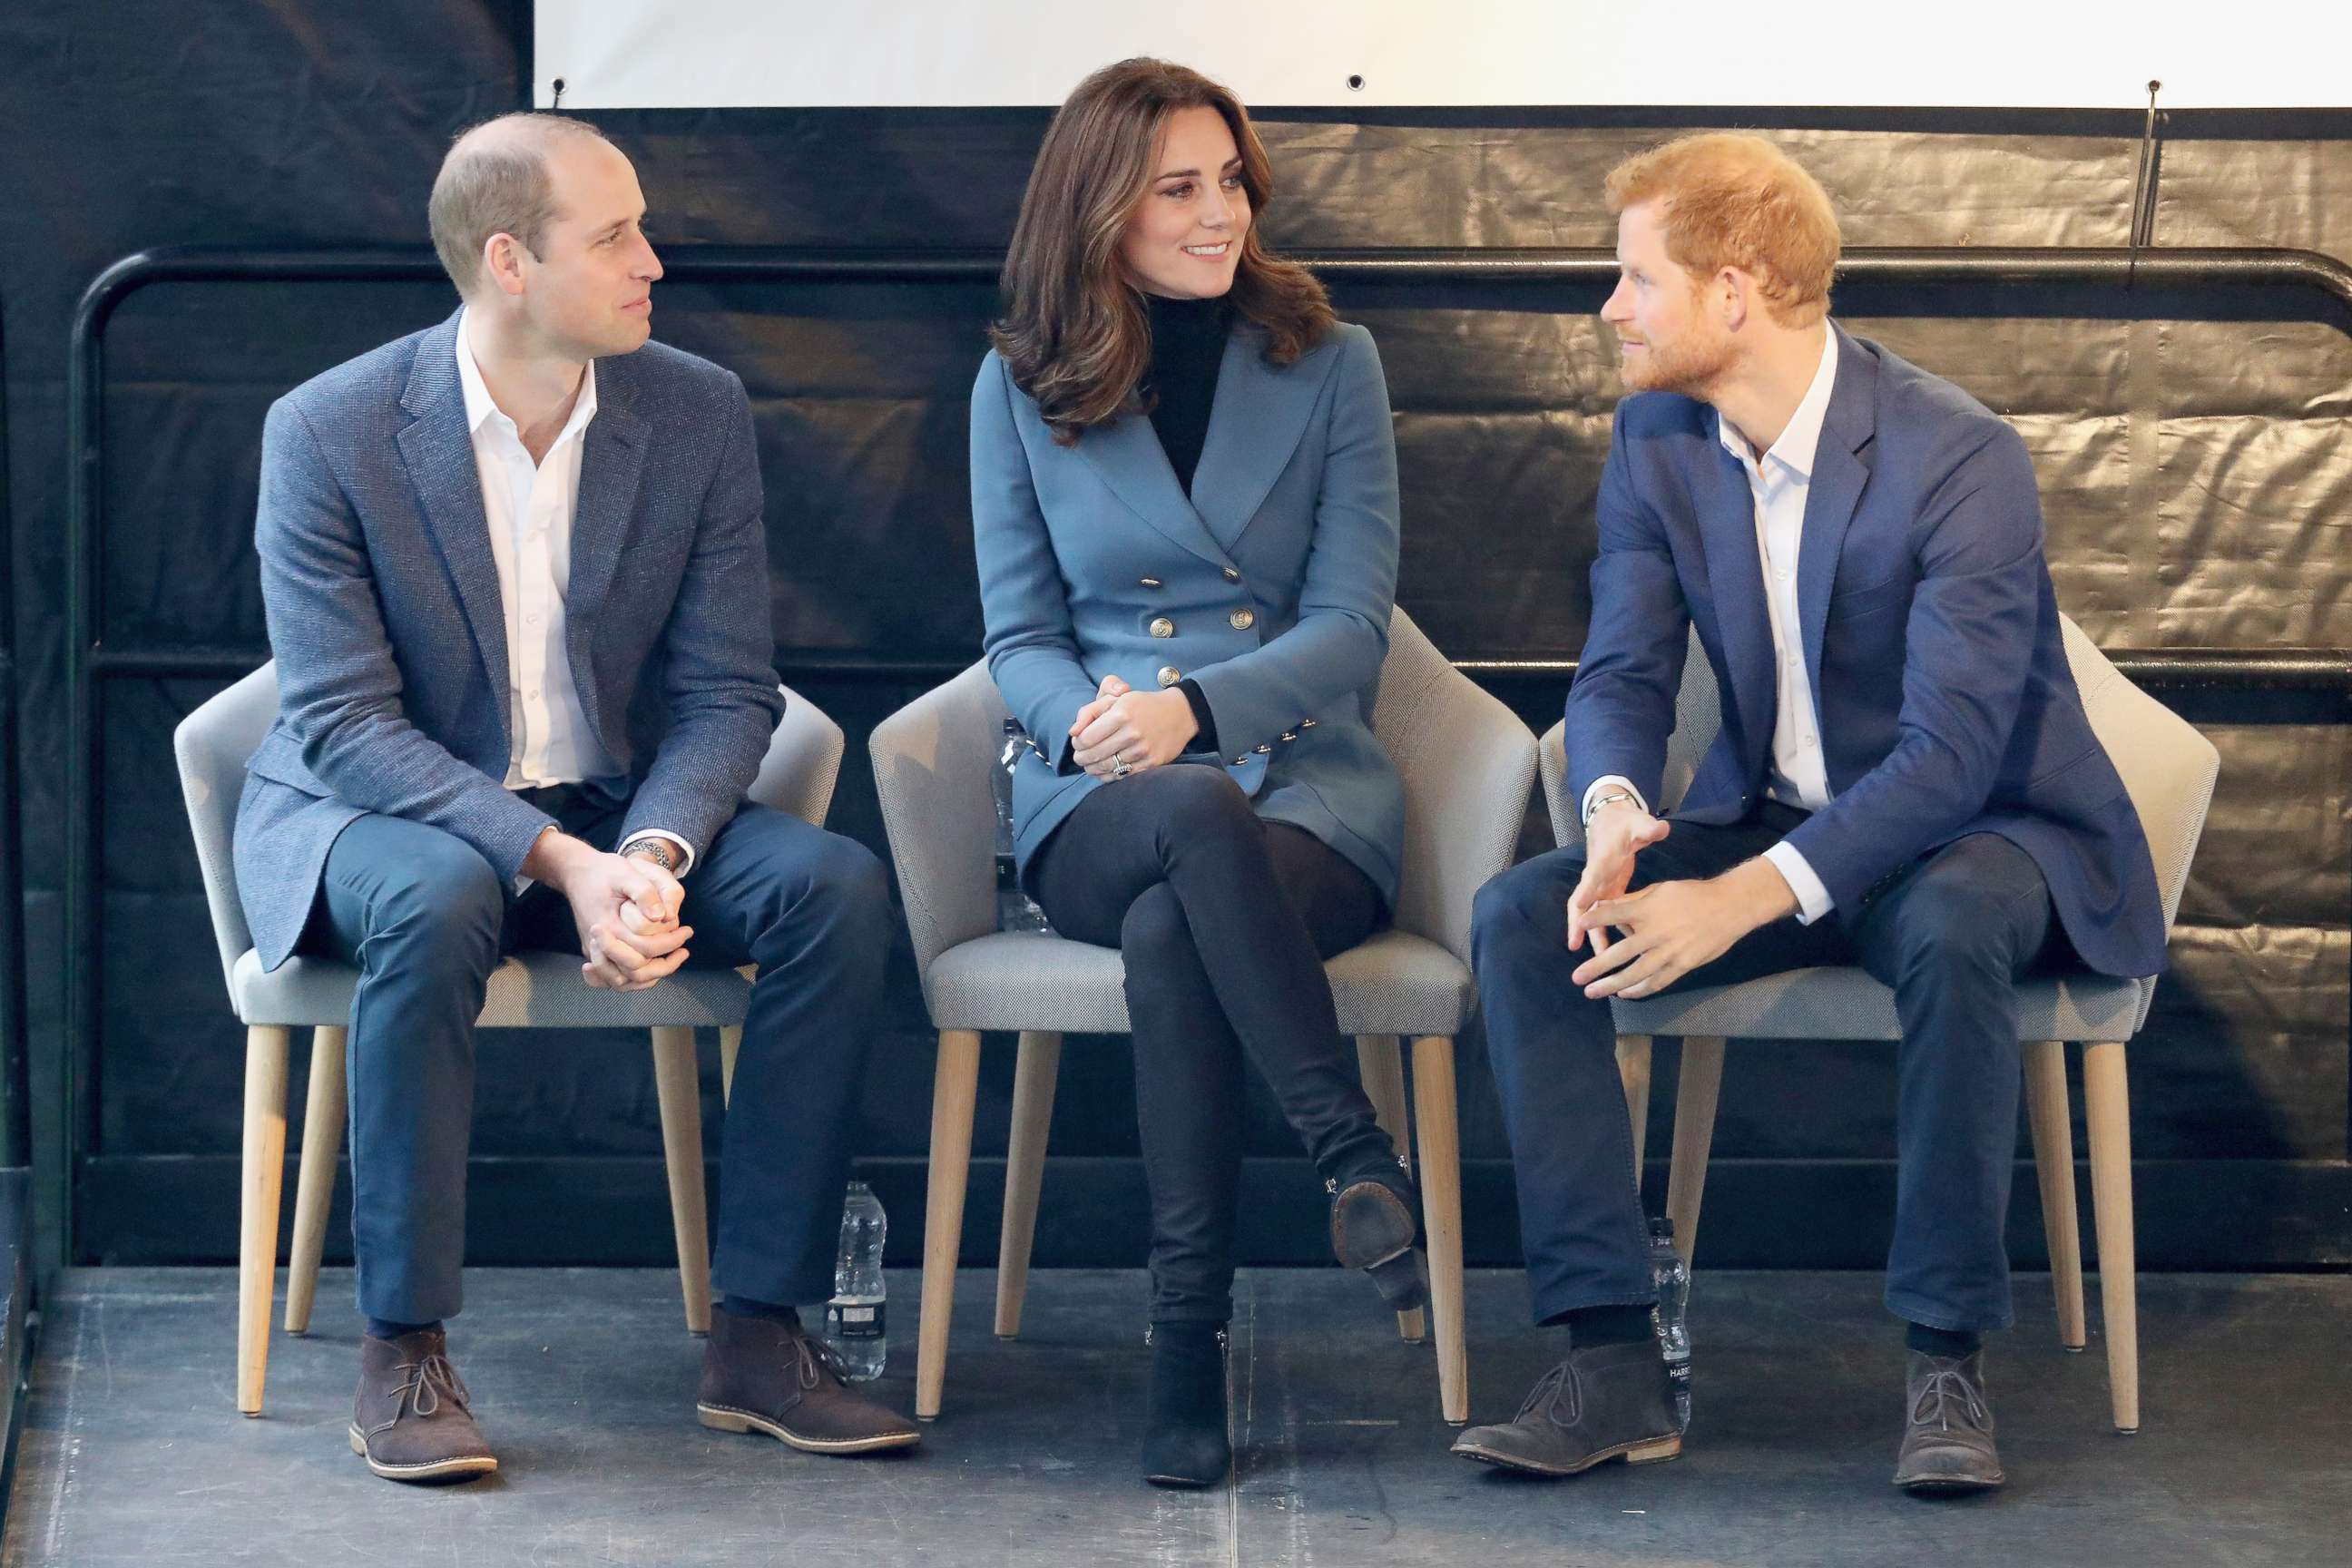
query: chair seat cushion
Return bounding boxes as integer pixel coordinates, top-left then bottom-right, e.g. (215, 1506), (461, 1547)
(922, 926), (1475, 1037)
(1610, 965), (2150, 1043)
(231, 948), (753, 1030)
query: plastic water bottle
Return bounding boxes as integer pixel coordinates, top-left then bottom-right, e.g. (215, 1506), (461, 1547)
(993, 719), (1052, 934)
(825, 1182), (887, 1381)
(1649, 1216), (1691, 1430)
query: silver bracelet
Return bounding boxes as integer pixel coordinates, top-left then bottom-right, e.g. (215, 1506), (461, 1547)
(1584, 788), (1642, 825)
(619, 836), (679, 873)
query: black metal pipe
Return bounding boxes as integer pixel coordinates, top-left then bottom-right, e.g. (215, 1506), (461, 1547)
(0, 296), (28, 1179)
(54, 238), (2352, 1274)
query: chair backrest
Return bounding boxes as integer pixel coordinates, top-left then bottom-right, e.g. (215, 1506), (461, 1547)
(871, 606), (1537, 980)
(172, 662), (848, 1001)
(1369, 605), (1540, 959)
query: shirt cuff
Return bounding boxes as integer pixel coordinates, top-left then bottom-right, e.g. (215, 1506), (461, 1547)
(1762, 840), (1835, 926)
(1581, 775), (1649, 826)
(1177, 679), (1219, 754)
(623, 828), (697, 877)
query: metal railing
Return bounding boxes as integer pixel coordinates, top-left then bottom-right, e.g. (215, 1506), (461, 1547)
(48, 240), (2352, 1273)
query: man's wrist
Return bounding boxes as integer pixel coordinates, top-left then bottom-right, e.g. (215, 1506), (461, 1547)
(521, 827), (592, 890)
(620, 836), (680, 874)
(1720, 856), (1800, 929)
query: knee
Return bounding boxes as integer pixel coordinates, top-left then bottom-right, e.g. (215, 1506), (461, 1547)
(1142, 765), (1256, 840)
(368, 836), (503, 974)
(1473, 854), (1579, 954)
(1118, 881), (1191, 959)
(758, 832), (891, 956)
(1891, 872), (2026, 977)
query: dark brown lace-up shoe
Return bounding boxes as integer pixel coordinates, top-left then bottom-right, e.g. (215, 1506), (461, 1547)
(348, 1328), (498, 1484)
(697, 1308), (921, 1455)
(1894, 1349), (2004, 1493)
(1449, 1339), (1682, 1475)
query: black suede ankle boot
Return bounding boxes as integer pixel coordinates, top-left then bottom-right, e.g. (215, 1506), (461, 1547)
(1141, 1322), (1230, 1488)
(1322, 1141), (1428, 1311)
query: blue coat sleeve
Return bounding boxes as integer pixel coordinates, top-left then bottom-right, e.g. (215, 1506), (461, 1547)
(971, 352), (1100, 768)
(617, 370), (788, 863)
(1564, 402), (1690, 812)
(1782, 421), (2043, 906)
(1186, 326), (1399, 750)
(256, 395), (556, 884)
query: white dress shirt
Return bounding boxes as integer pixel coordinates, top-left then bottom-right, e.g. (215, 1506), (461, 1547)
(456, 310), (691, 873)
(1583, 325), (1840, 924)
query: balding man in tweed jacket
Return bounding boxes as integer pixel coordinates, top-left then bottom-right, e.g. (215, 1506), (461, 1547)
(237, 113), (919, 1483)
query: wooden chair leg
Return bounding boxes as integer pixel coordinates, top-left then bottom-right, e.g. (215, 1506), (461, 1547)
(1357, 1034), (1425, 1342)
(719, 1025), (743, 1107)
(2082, 1040), (2139, 1433)
(916, 1030), (983, 1420)
(1665, 1036), (1724, 1263)
(2023, 1039), (2087, 1350)
(651, 1027), (713, 1336)
(1410, 1035), (1468, 1425)
(994, 1030), (1061, 1339)
(1614, 1034), (1653, 1175)
(238, 1024), (292, 1416)
(284, 1024), (348, 1335)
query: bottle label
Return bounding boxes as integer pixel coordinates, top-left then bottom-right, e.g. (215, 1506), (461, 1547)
(828, 1301), (886, 1339)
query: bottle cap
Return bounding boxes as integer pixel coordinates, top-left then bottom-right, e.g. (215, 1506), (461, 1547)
(1647, 1216), (1674, 1240)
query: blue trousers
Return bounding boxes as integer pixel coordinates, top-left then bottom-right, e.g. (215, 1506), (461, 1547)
(305, 785), (890, 1324)
(1471, 802), (2060, 1333)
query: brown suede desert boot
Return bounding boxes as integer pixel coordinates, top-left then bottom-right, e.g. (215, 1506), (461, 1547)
(348, 1328), (498, 1484)
(1894, 1349), (2004, 1493)
(697, 1308), (921, 1455)
(1450, 1338), (1682, 1475)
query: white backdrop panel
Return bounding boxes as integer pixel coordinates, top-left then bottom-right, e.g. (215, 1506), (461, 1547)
(534, 1), (2347, 110)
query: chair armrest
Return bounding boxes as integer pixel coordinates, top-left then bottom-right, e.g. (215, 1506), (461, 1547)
(745, 682), (846, 828)
(1387, 671), (1539, 964)
(867, 664), (1003, 985)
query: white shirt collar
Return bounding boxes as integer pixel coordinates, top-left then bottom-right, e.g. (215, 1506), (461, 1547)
(454, 305), (598, 444)
(1717, 323), (1838, 482)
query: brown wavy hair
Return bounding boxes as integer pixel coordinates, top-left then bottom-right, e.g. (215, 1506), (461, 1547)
(990, 58), (1333, 444)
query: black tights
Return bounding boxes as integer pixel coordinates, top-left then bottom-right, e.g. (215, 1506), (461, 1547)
(1031, 765), (1389, 1321)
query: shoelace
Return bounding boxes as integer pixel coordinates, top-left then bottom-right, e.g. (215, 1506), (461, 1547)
(391, 1352), (472, 1422)
(788, 1328), (854, 1392)
(1516, 1361), (1581, 1426)
(1909, 1365), (1990, 1434)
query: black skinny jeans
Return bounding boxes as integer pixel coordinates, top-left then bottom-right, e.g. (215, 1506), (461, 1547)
(1031, 763), (1391, 1323)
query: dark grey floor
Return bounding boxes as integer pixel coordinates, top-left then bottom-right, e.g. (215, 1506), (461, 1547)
(5, 1266), (2348, 1566)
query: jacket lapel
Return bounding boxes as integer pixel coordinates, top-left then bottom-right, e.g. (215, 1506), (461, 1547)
(1073, 403), (1228, 569)
(561, 361), (650, 738)
(1794, 328), (1877, 713)
(1190, 328), (1335, 554)
(1694, 417), (1777, 780)
(396, 313), (510, 742)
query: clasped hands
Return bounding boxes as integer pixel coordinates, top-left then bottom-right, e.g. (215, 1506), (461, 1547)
(524, 831), (691, 993)
(1068, 673), (1199, 780)
(1565, 799), (1797, 1001)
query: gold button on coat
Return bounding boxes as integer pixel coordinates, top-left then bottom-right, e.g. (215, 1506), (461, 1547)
(1149, 616), (1175, 638)
(1157, 666), (1181, 688)
(1229, 608), (1255, 630)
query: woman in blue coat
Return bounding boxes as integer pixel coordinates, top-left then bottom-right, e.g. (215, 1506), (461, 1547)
(971, 58), (1418, 1488)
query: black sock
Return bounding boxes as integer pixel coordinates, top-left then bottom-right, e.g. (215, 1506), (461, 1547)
(365, 1317), (441, 1341)
(1554, 1303), (1656, 1348)
(719, 1295), (801, 1325)
(1905, 1322), (1982, 1359)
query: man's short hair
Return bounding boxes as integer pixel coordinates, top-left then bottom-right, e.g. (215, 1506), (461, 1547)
(1604, 132), (1841, 328)
(427, 113), (612, 297)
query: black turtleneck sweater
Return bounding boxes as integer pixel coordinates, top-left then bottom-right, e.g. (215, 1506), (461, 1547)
(1143, 292), (1229, 498)
(1142, 293), (1230, 752)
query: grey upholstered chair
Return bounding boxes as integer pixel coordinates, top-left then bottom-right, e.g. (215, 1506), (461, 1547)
(1538, 616), (2219, 1434)
(175, 662), (846, 1415)
(871, 606), (1536, 1426)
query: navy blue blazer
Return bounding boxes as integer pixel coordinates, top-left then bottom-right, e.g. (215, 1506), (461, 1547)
(234, 311), (786, 970)
(1566, 326), (2165, 979)
(970, 321), (1406, 906)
